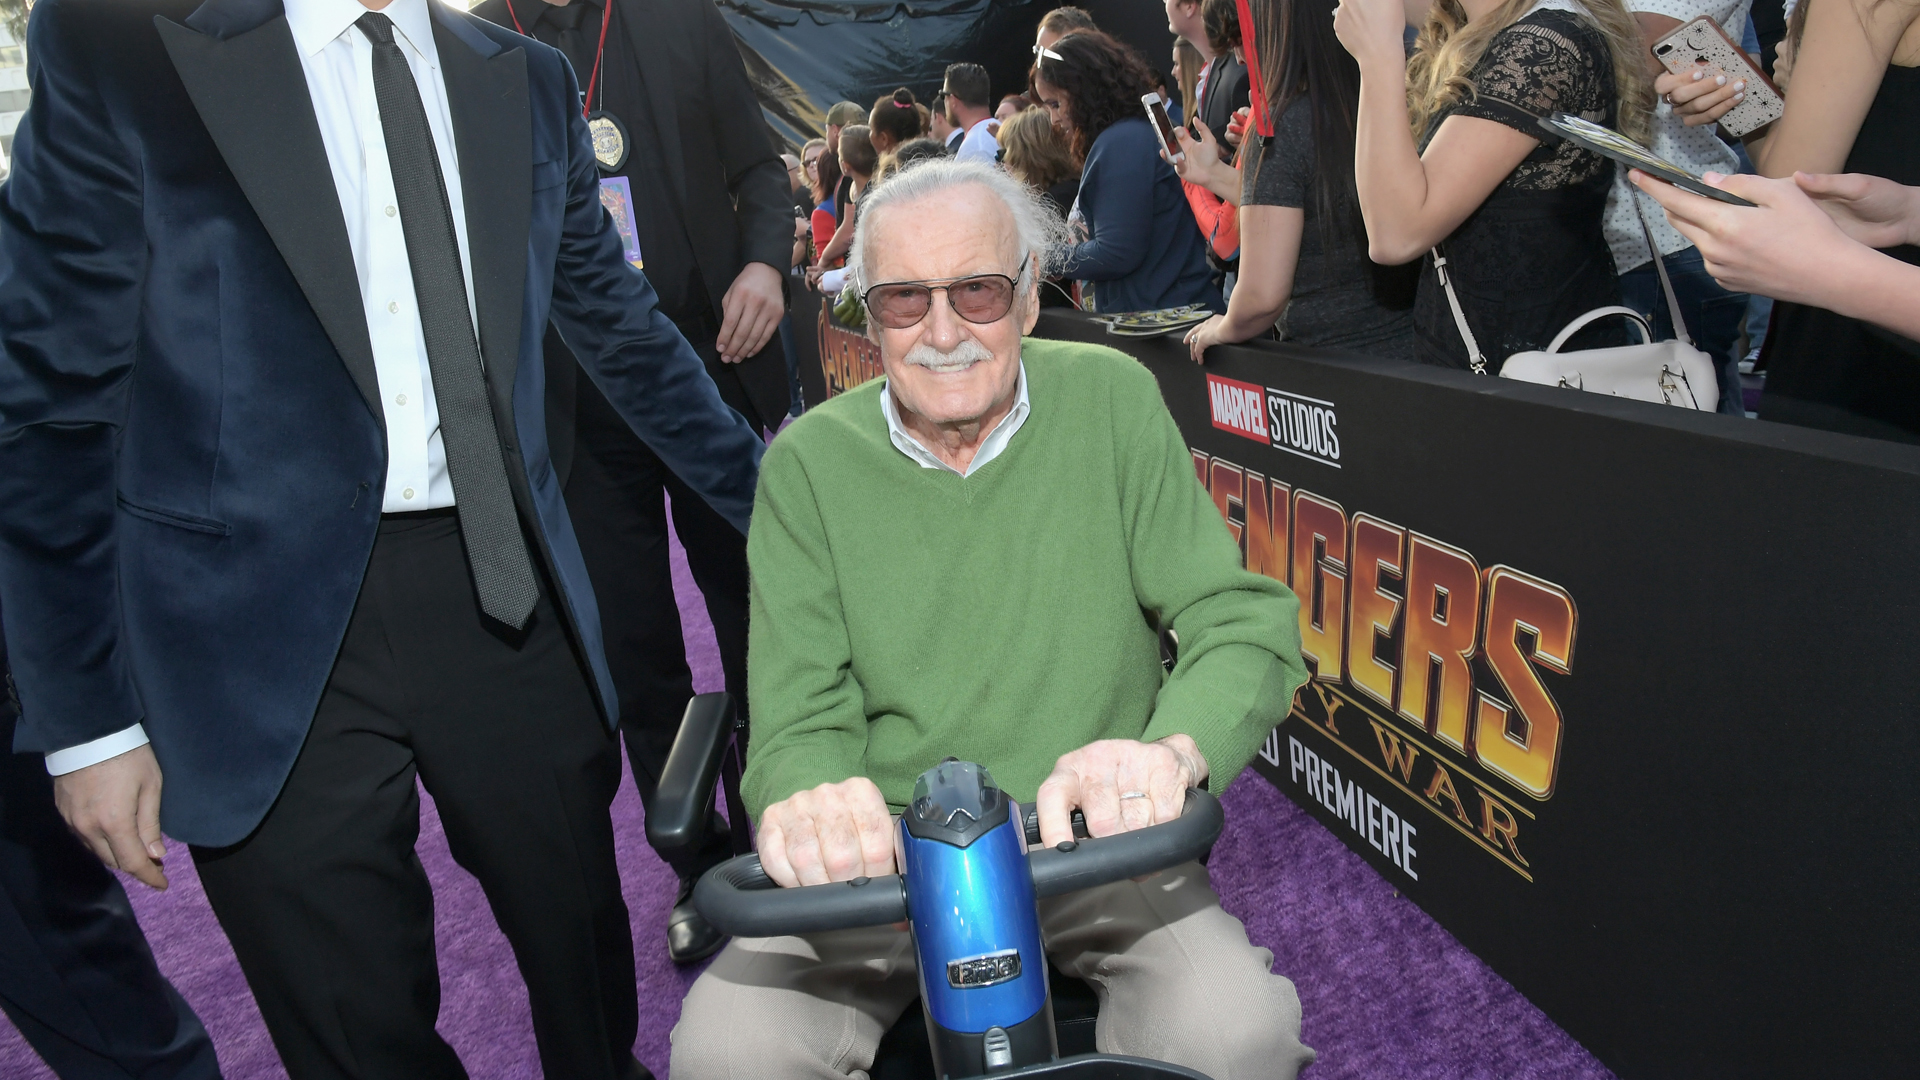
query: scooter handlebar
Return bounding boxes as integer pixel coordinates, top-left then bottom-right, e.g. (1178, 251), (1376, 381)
(693, 788), (1223, 937)
(1027, 788), (1223, 899)
(693, 855), (911, 938)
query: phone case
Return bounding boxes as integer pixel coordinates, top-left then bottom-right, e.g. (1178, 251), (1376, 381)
(1652, 16), (1784, 137)
(1141, 93), (1184, 163)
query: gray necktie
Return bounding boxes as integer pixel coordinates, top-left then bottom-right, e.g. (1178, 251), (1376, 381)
(357, 12), (539, 629)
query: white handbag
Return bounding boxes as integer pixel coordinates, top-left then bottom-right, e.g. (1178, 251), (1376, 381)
(1433, 208), (1720, 411)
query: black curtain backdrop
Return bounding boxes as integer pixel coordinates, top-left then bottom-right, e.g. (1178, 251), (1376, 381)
(720, 0), (1060, 150)
(716, 0), (1184, 152)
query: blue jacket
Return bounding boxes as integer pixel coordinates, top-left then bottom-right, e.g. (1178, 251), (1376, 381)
(0, 0), (764, 845)
(1061, 117), (1222, 315)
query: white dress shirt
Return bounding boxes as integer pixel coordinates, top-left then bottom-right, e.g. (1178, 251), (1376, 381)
(48, 0), (477, 776)
(955, 117), (1000, 165)
(879, 361), (1030, 478)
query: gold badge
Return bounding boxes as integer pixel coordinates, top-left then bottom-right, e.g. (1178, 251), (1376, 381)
(587, 111), (630, 173)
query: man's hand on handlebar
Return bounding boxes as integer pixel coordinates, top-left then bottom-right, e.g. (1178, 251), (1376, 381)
(1035, 735), (1209, 848)
(757, 777), (896, 888)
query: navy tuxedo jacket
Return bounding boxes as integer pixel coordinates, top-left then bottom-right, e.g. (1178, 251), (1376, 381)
(0, 0), (764, 846)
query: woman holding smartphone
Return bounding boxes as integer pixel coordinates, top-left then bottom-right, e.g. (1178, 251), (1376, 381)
(1031, 31), (1222, 313)
(1334, 0), (1653, 369)
(1176, 0), (1418, 359)
(1662, 0), (1920, 438)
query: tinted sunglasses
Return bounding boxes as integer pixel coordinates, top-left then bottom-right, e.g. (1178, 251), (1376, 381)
(862, 258), (1029, 329)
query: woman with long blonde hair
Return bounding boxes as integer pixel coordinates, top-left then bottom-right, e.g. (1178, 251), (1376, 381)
(1334, 0), (1653, 368)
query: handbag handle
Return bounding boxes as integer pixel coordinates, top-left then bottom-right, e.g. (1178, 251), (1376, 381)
(1634, 197), (1693, 347)
(1545, 306), (1653, 352)
(1434, 199), (1690, 375)
(1431, 247), (1489, 374)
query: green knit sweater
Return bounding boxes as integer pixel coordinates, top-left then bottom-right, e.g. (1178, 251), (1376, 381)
(741, 337), (1308, 820)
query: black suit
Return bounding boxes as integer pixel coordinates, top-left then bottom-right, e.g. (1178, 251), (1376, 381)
(475, 0), (792, 859)
(0, 622), (220, 1080)
(0, 0), (764, 1077)
(1195, 53), (1250, 148)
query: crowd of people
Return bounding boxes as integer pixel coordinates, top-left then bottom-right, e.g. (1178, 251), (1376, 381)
(792, 0), (1916, 438)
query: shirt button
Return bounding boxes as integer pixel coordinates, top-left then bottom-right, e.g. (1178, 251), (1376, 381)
(388, 301), (399, 314)
(385, 205), (397, 217)
(402, 487), (415, 500)
(395, 393), (407, 406)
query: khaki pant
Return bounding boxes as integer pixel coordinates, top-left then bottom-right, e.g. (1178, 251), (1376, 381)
(670, 862), (1314, 1080)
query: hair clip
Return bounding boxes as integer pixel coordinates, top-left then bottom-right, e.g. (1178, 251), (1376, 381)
(1034, 45), (1066, 62)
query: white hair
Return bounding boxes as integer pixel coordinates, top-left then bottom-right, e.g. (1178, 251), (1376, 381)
(847, 158), (1069, 296)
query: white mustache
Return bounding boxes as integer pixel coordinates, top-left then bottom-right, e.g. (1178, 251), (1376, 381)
(900, 339), (993, 374)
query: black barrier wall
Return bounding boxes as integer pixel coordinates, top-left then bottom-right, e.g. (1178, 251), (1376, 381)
(1026, 311), (1920, 1079)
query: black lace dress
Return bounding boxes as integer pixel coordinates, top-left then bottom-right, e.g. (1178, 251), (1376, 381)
(1413, 8), (1627, 370)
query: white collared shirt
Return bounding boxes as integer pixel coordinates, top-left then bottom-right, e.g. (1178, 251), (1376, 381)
(879, 361), (1030, 478)
(955, 117), (1000, 165)
(47, 0), (477, 776)
(289, 0), (478, 514)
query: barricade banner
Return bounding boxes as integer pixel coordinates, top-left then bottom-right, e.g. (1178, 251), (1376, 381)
(1032, 310), (1920, 1079)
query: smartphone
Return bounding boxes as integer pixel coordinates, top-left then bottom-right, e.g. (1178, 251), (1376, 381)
(1538, 113), (1757, 206)
(1142, 93), (1184, 164)
(1652, 15), (1784, 137)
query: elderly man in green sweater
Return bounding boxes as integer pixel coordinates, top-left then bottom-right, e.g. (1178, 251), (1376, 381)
(671, 159), (1315, 1079)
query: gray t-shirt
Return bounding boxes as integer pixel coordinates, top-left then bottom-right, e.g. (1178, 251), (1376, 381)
(1243, 99), (1412, 352)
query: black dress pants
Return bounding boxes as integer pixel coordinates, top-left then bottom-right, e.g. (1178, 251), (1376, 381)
(0, 704), (221, 1080)
(191, 512), (639, 1080)
(565, 337), (750, 878)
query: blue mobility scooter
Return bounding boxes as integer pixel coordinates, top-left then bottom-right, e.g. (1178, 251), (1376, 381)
(685, 741), (1226, 1080)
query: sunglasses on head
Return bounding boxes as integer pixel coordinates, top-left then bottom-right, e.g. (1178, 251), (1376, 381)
(861, 256), (1030, 330)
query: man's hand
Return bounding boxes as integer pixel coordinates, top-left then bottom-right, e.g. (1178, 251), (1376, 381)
(52, 744), (168, 890)
(1795, 171), (1920, 249)
(757, 777), (896, 887)
(1035, 735), (1209, 848)
(716, 261), (785, 365)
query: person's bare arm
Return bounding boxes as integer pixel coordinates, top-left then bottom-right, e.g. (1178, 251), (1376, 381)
(816, 206), (858, 268)
(1632, 168), (1920, 339)
(1665, 0), (1920, 169)
(1185, 204), (1304, 361)
(53, 746), (168, 889)
(1797, 171), (1920, 248)
(1335, 0), (1537, 263)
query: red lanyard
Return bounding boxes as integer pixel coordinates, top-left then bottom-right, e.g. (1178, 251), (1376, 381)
(505, 0), (614, 119)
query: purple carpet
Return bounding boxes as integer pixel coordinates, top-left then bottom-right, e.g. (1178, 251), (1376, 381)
(0, 521), (1615, 1079)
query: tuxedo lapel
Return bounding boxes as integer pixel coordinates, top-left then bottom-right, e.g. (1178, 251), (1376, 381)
(433, 9), (530, 422)
(156, 10), (383, 427)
